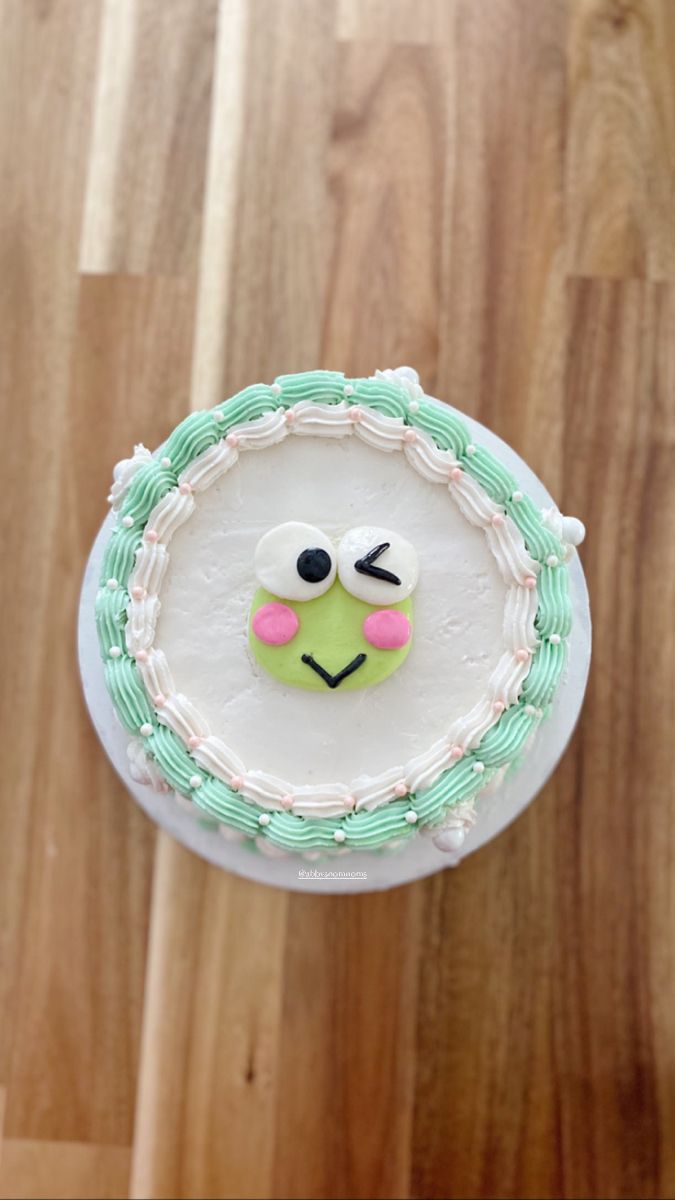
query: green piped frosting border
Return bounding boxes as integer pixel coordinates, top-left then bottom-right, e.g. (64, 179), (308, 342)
(96, 370), (571, 852)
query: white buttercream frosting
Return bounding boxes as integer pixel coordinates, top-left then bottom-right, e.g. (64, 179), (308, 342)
(127, 738), (170, 791)
(110, 444), (153, 509)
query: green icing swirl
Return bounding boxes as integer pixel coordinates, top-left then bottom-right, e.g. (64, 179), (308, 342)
(520, 641), (566, 706)
(100, 528), (142, 591)
(352, 378), (409, 420)
(477, 706), (535, 768)
(214, 384), (280, 427)
(146, 725), (197, 794)
(462, 446), (517, 503)
(535, 566), (571, 638)
(119, 464), (175, 525)
(413, 758), (484, 819)
(95, 588), (128, 653)
(105, 657), (154, 733)
(161, 411), (221, 474)
(408, 403), (466, 458)
(192, 778), (260, 834)
(97, 370), (575, 854)
(274, 370), (346, 406)
(412, 399), (470, 456)
(505, 493), (562, 561)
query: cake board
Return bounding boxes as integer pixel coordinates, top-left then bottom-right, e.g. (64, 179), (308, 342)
(79, 401), (591, 894)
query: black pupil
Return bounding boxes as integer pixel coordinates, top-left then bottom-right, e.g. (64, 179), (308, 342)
(297, 547), (331, 584)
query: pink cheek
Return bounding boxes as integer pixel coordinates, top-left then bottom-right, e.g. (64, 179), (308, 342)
(252, 602), (299, 646)
(363, 609), (412, 650)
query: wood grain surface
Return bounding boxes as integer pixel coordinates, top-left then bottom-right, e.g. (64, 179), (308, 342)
(1, 2), (673, 1198)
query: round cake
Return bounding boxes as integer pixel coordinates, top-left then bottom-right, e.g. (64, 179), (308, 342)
(95, 367), (585, 860)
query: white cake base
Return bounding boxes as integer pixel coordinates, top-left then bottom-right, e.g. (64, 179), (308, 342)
(78, 404), (591, 894)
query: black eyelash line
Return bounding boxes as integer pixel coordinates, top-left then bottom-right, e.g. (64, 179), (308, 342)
(354, 542), (401, 586)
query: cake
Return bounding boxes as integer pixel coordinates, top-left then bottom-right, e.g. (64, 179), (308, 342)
(96, 367), (585, 859)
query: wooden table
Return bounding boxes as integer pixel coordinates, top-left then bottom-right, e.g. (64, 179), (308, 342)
(2, 2), (674, 1197)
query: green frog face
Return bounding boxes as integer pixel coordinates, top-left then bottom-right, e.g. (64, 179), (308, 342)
(248, 522), (418, 691)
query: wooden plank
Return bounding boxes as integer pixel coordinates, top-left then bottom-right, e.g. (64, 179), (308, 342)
(411, 279), (675, 1200)
(567, 0), (675, 281)
(409, 5), (570, 1197)
(336, 0), (454, 44)
(0, 1141), (130, 1200)
(71, 273), (198, 464)
(321, 40), (449, 385)
(217, 0), (338, 396)
(4, 271), (195, 1144)
(80, 0), (218, 275)
(271, 886), (423, 1200)
(551, 279), (675, 1200)
(437, 0), (568, 490)
(130, 835), (288, 1200)
(0, 0), (103, 1103)
(190, 0), (250, 410)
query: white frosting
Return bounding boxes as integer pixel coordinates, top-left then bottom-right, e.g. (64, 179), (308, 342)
(541, 506), (586, 558)
(485, 520), (539, 585)
(403, 429), (457, 482)
(288, 400), (354, 437)
(374, 366), (424, 401)
(110, 444), (153, 509)
(503, 585), (538, 652)
(131, 543), (169, 594)
(234, 408), (287, 449)
(192, 735), (246, 781)
(179, 440), (238, 491)
(136, 648), (175, 699)
(127, 738), (170, 791)
(147, 489), (195, 542)
(157, 694), (210, 741)
(353, 408), (406, 452)
(125, 594), (161, 655)
(119, 401), (545, 818)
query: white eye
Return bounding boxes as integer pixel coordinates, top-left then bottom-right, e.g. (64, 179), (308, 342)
(254, 522), (336, 601)
(337, 526), (419, 605)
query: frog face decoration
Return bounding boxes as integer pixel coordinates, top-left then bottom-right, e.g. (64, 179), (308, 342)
(248, 522), (418, 691)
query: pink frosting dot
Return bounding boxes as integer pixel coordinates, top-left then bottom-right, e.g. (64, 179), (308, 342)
(145, 529), (158, 543)
(230, 775), (242, 791)
(403, 428), (417, 443)
(450, 467), (462, 482)
(226, 432), (239, 447)
(252, 602), (299, 646)
(394, 781), (408, 797)
(188, 735), (202, 749)
(343, 795), (356, 811)
(449, 745), (463, 761)
(281, 794), (294, 810)
(363, 609), (411, 650)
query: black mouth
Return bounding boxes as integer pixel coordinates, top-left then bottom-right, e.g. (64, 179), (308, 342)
(301, 652), (367, 689)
